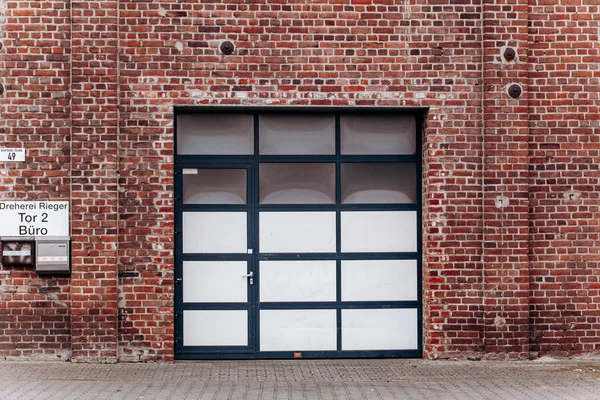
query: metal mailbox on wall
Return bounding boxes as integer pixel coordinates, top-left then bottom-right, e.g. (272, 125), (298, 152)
(36, 237), (70, 274)
(1, 237), (35, 267)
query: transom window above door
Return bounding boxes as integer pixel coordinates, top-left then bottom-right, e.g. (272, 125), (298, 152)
(177, 112), (417, 156)
(176, 111), (420, 205)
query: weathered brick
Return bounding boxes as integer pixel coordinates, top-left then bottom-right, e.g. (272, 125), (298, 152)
(0, 0), (599, 362)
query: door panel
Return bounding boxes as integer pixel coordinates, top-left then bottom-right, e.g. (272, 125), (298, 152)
(182, 212), (247, 254)
(260, 309), (337, 351)
(183, 261), (248, 303)
(341, 260), (418, 302)
(259, 260), (336, 302)
(341, 211), (417, 253)
(341, 308), (418, 351)
(182, 168), (247, 204)
(184, 310), (249, 346)
(259, 211), (336, 253)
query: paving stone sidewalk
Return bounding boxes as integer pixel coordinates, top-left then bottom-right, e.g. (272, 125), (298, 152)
(1, 358), (600, 400)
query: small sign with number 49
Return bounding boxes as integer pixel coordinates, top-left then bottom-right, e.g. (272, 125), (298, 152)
(0, 148), (25, 162)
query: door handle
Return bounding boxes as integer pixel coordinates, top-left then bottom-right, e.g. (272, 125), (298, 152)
(242, 271), (253, 285)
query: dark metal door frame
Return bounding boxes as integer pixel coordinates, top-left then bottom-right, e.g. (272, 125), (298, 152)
(174, 107), (425, 360)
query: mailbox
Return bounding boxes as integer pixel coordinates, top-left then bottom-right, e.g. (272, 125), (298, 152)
(1, 237), (35, 267)
(36, 237), (70, 274)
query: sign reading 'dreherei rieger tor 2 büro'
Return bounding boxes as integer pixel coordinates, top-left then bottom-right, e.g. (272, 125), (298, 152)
(0, 201), (69, 236)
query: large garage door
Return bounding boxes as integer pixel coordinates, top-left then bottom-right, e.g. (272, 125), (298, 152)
(174, 109), (422, 359)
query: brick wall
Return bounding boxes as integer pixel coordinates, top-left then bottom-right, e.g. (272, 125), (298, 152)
(481, 0), (530, 359)
(0, 0), (71, 360)
(528, 0), (600, 357)
(0, 0), (598, 362)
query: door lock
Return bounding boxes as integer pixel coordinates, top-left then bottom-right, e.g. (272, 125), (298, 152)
(242, 271), (253, 285)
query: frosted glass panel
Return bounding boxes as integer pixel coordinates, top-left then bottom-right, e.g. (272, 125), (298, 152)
(341, 163), (417, 204)
(260, 212), (336, 253)
(260, 163), (335, 204)
(259, 114), (335, 154)
(342, 308), (418, 350)
(341, 211), (417, 252)
(183, 212), (247, 253)
(177, 114), (254, 155)
(342, 260), (418, 301)
(260, 310), (337, 351)
(183, 261), (248, 303)
(183, 169), (246, 204)
(260, 261), (336, 302)
(184, 310), (248, 346)
(340, 115), (416, 155)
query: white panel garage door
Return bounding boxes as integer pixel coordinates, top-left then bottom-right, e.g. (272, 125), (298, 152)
(175, 111), (421, 359)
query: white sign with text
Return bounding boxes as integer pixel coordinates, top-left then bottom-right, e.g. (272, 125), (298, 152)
(0, 148), (26, 162)
(0, 201), (69, 236)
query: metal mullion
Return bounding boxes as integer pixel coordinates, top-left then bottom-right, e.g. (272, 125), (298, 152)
(176, 349), (422, 360)
(180, 254), (253, 261)
(253, 116), (261, 353)
(179, 347), (255, 354)
(250, 157), (260, 353)
(338, 301), (420, 309)
(256, 204), (337, 212)
(256, 155), (338, 163)
(175, 156), (256, 165)
(338, 204), (418, 211)
(335, 115), (342, 351)
(174, 164), (184, 352)
(246, 162), (254, 353)
(254, 155), (416, 163)
(183, 303), (254, 310)
(259, 302), (337, 310)
(337, 155), (417, 163)
(257, 253), (337, 261)
(338, 253), (419, 260)
(257, 301), (419, 310)
(180, 205), (251, 212)
(416, 112), (424, 355)
(175, 105), (427, 115)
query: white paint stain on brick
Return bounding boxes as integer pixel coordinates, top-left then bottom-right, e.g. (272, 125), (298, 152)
(563, 188), (581, 202)
(495, 195), (510, 209)
(0, 0), (6, 31)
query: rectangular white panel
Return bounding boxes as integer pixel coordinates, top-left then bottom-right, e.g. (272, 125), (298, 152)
(183, 261), (248, 303)
(259, 212), (336, 253)
(341, 211), (417, 253)
(183, 310), (248, 346)
(183, 212), (247, 254)
(260, 261), (336, 302)
(342, 308), (418, 350)
(342, 260), (418, 301)
(260, 309), (337, 351)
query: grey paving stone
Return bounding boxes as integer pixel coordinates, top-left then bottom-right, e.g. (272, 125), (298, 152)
(0, 359), (599, 400)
